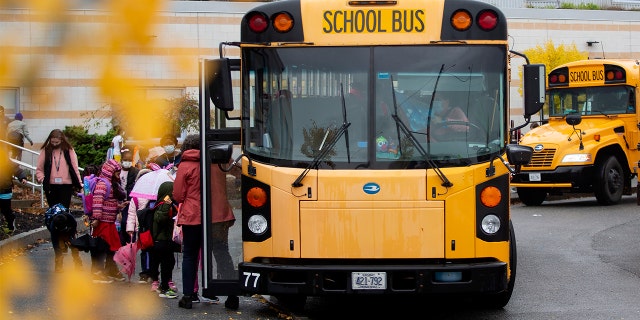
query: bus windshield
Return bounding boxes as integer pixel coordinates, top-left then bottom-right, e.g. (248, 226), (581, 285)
(548, 86), (635, 117)
(243, 45), (506, 169)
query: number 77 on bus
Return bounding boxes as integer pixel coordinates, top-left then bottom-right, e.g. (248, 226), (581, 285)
(200, 0), (545, 311)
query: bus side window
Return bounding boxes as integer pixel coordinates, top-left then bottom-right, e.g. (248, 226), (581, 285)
(626, 92), (635, 113)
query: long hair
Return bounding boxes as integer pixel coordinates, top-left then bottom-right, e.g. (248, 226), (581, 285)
(41, 129), (73, 153)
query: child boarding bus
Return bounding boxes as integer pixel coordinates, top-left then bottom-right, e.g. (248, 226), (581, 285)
(200, 0), (545, 310)
(512, 59), (640, 206)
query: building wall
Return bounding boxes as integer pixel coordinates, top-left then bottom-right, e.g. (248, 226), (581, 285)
(1, 1), (640, 143)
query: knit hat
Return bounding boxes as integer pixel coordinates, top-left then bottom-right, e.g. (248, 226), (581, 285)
(15, 112), (23, 120)
(100, 159), (122, 178)
(157, 181), (174, 203)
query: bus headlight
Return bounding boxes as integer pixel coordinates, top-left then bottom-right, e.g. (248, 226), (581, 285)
(247, 214), (268, 235)
(562, 153), (591, 163)
(481, 214), (501, 235)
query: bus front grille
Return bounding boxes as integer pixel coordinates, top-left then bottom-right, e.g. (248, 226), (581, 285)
(524, 148), (556, 167)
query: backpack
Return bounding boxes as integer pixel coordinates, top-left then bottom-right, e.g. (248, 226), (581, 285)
(78, 174), (111, 217)
(136, 201), (157, 249)
(44, 203), (69, 231)
(152, 201), (176, 240)
(137, 205), (156, 235)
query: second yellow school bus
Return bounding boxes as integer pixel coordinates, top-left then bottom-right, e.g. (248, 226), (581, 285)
(202, 0), (544, 310)
(513, 59), (640, 206)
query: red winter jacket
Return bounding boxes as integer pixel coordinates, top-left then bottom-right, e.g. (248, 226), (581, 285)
(173, 149), (201, 226)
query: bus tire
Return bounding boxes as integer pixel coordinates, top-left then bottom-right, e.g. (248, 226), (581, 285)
(479, 220), (517, 309)
(516, 187), (547, 206)
(594, 156), (624, 205)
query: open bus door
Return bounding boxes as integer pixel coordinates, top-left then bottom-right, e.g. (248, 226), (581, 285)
(199, 58), (243, 309)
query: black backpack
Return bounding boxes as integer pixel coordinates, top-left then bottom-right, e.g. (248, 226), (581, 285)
(137, 205), (155, 235)
(44, 203), (68, 231)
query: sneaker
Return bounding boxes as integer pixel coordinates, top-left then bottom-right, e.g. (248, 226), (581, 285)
(1, 221), (14, 234)
(151, 281), (160, 293)
(138, 274), (151, 284)
(178, 295), (193, 309)
(168, 280), (178, 292)
(192, 294), (219, 304)
(92, 272), (114, 284)
(107, 272), (126, 282)
(159, 288), (178, 299)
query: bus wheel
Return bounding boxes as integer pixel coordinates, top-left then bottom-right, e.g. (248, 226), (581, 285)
(516, 187), (547, 206)
(275, 294), (307, 312)
(594, 156), (624, 205)
(479, 221), (517, 309)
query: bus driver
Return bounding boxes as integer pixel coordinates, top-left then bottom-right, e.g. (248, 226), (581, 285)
(430, 94), (469, 140)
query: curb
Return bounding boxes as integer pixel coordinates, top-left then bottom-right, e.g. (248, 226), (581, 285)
(0, 217), (89, 258)
(0, 226), (48, 257)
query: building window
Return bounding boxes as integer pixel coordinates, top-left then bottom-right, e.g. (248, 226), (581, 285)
(0, 88), (19, 115)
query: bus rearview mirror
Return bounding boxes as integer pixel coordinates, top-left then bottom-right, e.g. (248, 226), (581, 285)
(208, 143), (233, 164)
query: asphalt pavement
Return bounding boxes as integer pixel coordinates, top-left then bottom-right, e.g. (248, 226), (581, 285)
(0, 219), (284, 320)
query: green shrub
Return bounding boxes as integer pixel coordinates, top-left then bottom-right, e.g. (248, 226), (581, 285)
(63, 126), (114, 168)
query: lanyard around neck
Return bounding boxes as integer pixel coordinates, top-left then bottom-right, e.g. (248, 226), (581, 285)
(53, 150), (63, 172)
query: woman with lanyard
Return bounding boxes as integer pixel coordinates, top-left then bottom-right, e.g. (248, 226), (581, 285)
(36, 129), (82, 209)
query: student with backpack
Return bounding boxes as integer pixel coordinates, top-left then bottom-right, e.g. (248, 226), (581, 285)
(148, 181), (180, 299)
(44, 203), (83, 273)
(126, 169), (153, 284)
(126, 169), (177, 292)
(89, 159), (128, 283)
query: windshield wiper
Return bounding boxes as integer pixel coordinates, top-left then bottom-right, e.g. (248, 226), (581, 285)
(292, 84), (351, 187)
(340, 83), (352, 163)
(425, 64), (445, 146)
(292, 123), (351, 187)
(389, 75), (452, 187)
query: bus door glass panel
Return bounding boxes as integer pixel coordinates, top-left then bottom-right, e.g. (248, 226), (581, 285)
(372, 45), (506, 166)
(244, 47), (370, 166)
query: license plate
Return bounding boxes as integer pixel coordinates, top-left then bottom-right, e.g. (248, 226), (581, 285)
(529, 173), (541, 181)
(352, 272), (387, 290)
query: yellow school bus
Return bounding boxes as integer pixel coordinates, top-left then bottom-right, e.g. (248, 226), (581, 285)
(201, 0), (544, 310)
(513, 59), (640, 206)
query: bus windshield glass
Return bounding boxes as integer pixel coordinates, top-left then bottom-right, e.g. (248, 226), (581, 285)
(242, 45), (506, 169)
(548, 86), (635, 117)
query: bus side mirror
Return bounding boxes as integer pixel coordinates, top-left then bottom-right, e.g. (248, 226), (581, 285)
(206, 59), (236, 112)
(208, 143), (233, 164)
(565, 114), (581, 126)
(506, 144), (533, 166)
(523, 64), (546, 118)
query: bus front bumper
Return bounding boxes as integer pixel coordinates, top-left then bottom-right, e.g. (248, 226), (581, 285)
(238, 260), (508, 296)
(510, 164), (595, 191)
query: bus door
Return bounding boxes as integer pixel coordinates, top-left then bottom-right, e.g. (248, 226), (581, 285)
(200, 59), (243, 302)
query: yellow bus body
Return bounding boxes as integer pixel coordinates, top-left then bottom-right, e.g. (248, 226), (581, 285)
(513, 59), (640, 205)
(201, 0), (539, 309)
